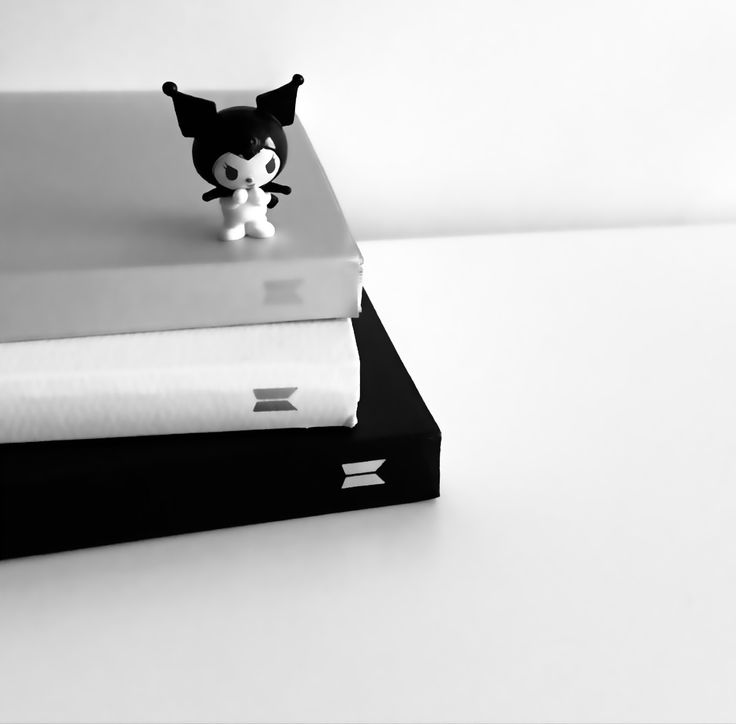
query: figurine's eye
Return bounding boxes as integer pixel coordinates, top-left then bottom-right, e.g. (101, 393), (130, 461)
(224, 164), (238, 181)
(265, 156), (276, 174)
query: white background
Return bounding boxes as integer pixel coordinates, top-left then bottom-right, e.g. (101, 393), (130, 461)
(2, 0), (736, 240)
(3, 4), (736, 722)
(2, 226), (736, 723)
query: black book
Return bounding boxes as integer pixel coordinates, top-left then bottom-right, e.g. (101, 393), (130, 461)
(0, 292), (441, 560)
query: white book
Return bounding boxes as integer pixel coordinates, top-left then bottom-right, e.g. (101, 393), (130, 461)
(0, 318), (359, 444)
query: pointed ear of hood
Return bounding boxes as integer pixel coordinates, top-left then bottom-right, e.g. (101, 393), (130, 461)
(256, 74), (304, 127)
(162, 82), (218, 138)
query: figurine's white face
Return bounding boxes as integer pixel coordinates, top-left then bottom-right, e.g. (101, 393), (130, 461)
(212, 140), (281, 190)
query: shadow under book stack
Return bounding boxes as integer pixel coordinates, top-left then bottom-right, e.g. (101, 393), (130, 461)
(0, 91), (441, 560)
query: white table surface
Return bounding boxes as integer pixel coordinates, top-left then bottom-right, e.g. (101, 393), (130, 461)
(2, 224), (736, 723)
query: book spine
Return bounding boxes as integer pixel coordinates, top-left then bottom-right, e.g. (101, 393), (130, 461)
(0, 256), (363, 342)
(0, 430), (440, 560)
(0, 334), (360, 444)
(0, 364), (359, 444)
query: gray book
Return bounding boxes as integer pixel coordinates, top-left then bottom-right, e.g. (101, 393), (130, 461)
(0, 91), (363, 342)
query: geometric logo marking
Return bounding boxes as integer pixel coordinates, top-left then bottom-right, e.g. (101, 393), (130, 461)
(253, 386), (298, 412)
(341, 459), (386, 489)
(264, 279), (302, 304)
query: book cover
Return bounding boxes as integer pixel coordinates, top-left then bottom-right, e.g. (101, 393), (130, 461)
(0, 91), (362, 342)
(0, 293), (440, 560)
(0, 317), (359, 444)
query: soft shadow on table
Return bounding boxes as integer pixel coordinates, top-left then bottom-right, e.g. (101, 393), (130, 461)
(0, 499), (443, 604)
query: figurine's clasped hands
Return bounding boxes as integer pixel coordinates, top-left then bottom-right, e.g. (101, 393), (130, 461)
(232, 188), (248, 205)
(226, 187), (271, 207)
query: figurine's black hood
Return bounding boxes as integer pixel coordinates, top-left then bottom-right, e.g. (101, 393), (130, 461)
(162, 76), (303, 200)
(191, 106), (288, 188)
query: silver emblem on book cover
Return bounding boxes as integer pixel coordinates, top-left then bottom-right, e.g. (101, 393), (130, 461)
(341, 459), (386, 489)
(264, 279), (302, 304)
(253, 387), (298, 412)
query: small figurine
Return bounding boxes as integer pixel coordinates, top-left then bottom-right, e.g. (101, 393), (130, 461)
(162, 75), (304, 241)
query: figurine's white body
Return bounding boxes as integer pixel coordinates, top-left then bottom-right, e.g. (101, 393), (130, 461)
(163, 75), (303, 243)
(212, 146), (281, 241)
(219, 187), (274, 241)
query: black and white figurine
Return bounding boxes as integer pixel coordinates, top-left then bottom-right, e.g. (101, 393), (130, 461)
(162, 75), (304, 241)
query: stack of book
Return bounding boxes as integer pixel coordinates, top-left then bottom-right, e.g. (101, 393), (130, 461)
(0, 90), (441, 560)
